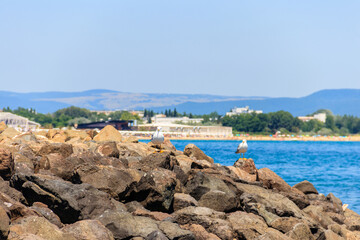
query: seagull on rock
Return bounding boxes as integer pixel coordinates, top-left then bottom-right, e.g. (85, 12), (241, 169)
(151, 127), (164, 152)
(236, 139), (248, 159)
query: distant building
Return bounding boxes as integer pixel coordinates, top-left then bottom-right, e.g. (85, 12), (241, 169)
(298, 113), (326, 123)
(226, 106), (263, 116)
(150, 115), (203, 125)
(76, 120), (134, 130)
(0, 112), (40, 131)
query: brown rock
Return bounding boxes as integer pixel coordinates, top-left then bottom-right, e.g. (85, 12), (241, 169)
(175, 155), (194, 174)
(226, 166), (257, 182)
(344, 208), (360, 231)
(62, 219), (114, 240)
(286, 223), (315, 240)
(0, 127), (20, 139)
(0, 147), (14, 180)
(256, 228), (292, 240)
(198, 190), (237, 212)
(124, 135), (139, 143)
(93, 125), (122, 142)
(118, 142), (153, 158)
(258, 168), (292, 192)
(233, 158), (257, 174)
(30, 202), (63, 228)
(269, 217), (303, 233)
(0, 205), (10, 240)
(173, 193), (198, 212)
(293, 180), (318, 195)
(183, 224), (221, 240)
(140, 152), (179, 171)
(95, 141), (120, 158)
(51, 133), (67, 143)
(64, 130), (90, 140)
(132, 209), (172, 221)
(37, 142), (73, 158)
(319, 230), (344, 240)
(227, 211), (268, 239)
(183, 144), (213, 164)
(0, 122), (7, 132)
(158, 221), (194, 240)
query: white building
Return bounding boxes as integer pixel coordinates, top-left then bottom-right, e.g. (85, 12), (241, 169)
(149, 115), (203, 125)
(226, 106), (263, 116)
(0, 112), (40, 131)
(298, 113), (326, 123)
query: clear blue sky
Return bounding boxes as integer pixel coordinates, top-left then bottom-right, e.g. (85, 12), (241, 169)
(1, 1), (360, 97)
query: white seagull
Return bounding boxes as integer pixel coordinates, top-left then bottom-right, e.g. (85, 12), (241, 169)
(151, 127), (164, 152)
(235, 139), (248, 159)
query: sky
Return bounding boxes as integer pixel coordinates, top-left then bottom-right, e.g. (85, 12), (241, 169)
(1, 1), (360, 97)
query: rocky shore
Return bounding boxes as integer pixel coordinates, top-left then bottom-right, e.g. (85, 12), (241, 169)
(0, 124), (360, 239)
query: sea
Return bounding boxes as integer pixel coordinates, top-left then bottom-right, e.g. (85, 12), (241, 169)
(142, 140), (360, 213)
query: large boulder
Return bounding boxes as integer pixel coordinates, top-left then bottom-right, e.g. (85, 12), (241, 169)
(95, 141), (120, 158)
(0, 147), (14, 180)
(97, 210), (160, 239)
(293, 180), (318, 195)
(29, 202), (63, 228)
(10, 173), (116, 224)
(233, 158), (257, 175)
(344, 208), (360, 231)
(158, 221), (194, 240)
(93, 125), (122, 142)
(182, 224), (221, 240)
(62, 220), (114, 240)
(257, 168), (292, 192)
(183, 144), (213, 164)
(0, 205), (9, 240)
(226, 166), (257, 182)
(227, 211), (268, 239)
(140, 152), (179, 172)
(37, 142), (73, 159)
(286, 223), (315, 240)
(125, 169), (177, 212)
(173, 193), (198, 212)
(198, 190), (237, 212)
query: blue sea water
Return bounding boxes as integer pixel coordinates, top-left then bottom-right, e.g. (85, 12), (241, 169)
(143, 140), (360, 213)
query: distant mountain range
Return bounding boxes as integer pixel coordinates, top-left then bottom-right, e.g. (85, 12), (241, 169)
(0, 89), (359, 116)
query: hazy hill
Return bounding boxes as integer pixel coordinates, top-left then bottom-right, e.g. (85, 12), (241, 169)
(0, 89), (359, 116)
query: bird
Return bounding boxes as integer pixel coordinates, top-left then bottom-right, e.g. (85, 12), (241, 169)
(235, 139), (248, 159)
(151, 127), (164, 152)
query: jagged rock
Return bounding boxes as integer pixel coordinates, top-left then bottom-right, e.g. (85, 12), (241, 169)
(173, 193), (198, 212)
(29, 202), (63, 228)
(97, 210), (160, 239)
(255, 228), (292, 240)
(0, 177), (26, 203)
(126, 169), (177, 212)
(190, 160), (213, 169)
(133, 209), (172, 221)
(226, 166), (257, 182)
(0, 205), (9, 240)
(14, 133), (38, 142)
(293, 180), (318, 194)
(257, 168), (292, 192)
(236, 182), (303, 218)
(286, 223), (315, 240)
(182, 224), (221, 240)
(173, 207), (233, 240)
(280, 190), (310, 210)
(0, 147), (14, 180)
(269, 217), (303, 233)
(8, 216), (76, 240)
(140, 152), (179, 171)
(198, 190), (237, 212)
(227, 211), (268, 239)
(126, 201), (147, 213)
(145, 230), (169, 240)
(0, 127), (20, 139)
(11, 173), (115, 223)
(319, 230), (344, 240)
(62, 220), (115, 240)
(95, 141), (120, 158)
(37, 142), (73, 158)
(303, 205), (340, 229)
(93, 125), (122, 142)
(72, 164), (139, 200)
(118, 142), (152, 158)
(233, 158), (257, 174)
(344, 208), (360, 231)
(175, 155), (194, 174)
(158, 221), (195, 240)
(183, 144), (213, 164)
(148, 139), (176, 152)
(326, 193), (343, 214)
(37, 153), (75, 180)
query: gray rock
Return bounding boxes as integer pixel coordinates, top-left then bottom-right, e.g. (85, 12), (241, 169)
(158, 221), (195, 240)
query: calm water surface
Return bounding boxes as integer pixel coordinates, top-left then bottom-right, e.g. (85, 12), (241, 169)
(143, 140), (360, 213)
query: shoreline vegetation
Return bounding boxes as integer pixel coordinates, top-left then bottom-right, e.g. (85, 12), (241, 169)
(0, 124), (360, 239)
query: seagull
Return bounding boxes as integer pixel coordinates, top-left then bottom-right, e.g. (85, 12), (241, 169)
(235, 139), (248, 159)
(151, 127), (164, 152)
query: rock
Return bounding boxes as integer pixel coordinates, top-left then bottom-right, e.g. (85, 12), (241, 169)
(0, 205), (10, 240)
(93, 125), (122, 142)
(0, 177), (26, 203)
(175, 155), (194, 174)
(0, 127), (20, 139)
(227, 211), (268, 239)
(14, 133), (38, 142)
(140, 152), (179, 171)
(95, 141), (120, 158)
(145, 230), (169, 240)
(344, 208), (360, 231)
(0, 122), (7, 132)
(183, 144), (213, 164)
(124, 135), (139, 143)
(319, 230), (344, 240)
(51, 133), (67, 143)
(126, 201), (147, 213)
(0, 147), (14, 180)
(190, 160), (213, 169)
(97, 210), (159, 239)
(126, 169), (177, 212)
(182, 224), (221, 240)
(236, 182), (303, 218)
(8, 216), (76, 240)
(30, 202), (63, 228)
(117, 142), (153, 158)
(11, 173), (115, 223)
(269, 217), (303, 233)
(226, 166), (257, 182)
(293, 180), (318, 195)
(286, 223), (315, 240)
(303, 205), (338, 229)
(158, 221), (195, 240)
(255, 228), (292, 240)
(173, 193), (198, 212)
(281, 190), (310, 210)
(37, 142), (73, 158)
(64, 130), (90, 140)
(38, 153), (75, 180)
(326, 193), (343, 214)
(173, 207), (233, 240)
(198, 190), (237, 212)
(133, 209), (172, 221)
(257, 168), (292, 192)
(72, 164), (139, 200)
(233, 158), (257, 174)
(62, 220), (115, 240)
